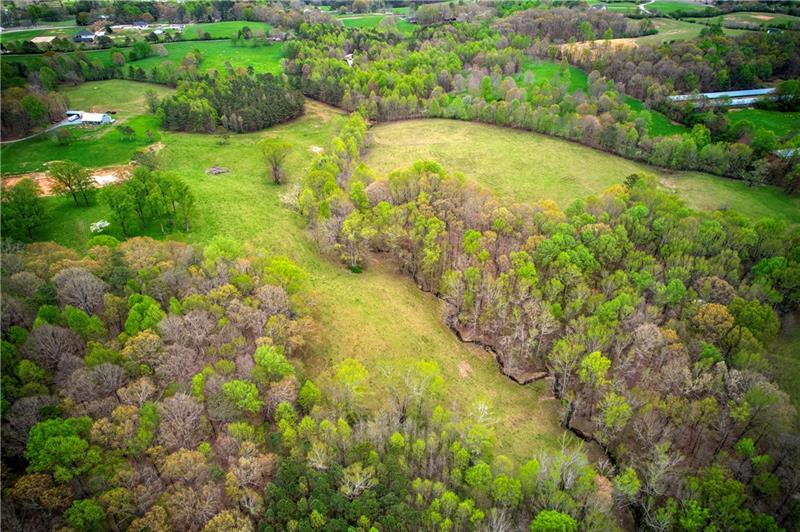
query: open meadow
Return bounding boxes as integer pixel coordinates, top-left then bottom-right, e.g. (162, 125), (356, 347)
(726, 108), (800, 139)
(689, 11), (800, 30)
(363, 119), (800, 223)
(2, 38), (284, 75)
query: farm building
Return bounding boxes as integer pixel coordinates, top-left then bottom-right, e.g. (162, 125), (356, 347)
(669, 88), (777, 107)
(65, 111), (115, 125)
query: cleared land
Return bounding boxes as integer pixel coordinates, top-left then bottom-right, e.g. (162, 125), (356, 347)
(3, 39), (284, 75)
(2, 81), (174, 174)
(632, 18), (749, 45)
(2, 94), (564, 460)
(363, 119), (800, 223)
(338, 13), (417, 33)
(726, 108), (800, 139)
(689, 11), (800, 30)
(183, 21), (272, 38)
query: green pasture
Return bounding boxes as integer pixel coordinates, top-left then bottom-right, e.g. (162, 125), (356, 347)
(362, 119), (800, 224)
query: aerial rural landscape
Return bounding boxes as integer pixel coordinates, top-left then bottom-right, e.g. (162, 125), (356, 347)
(0, 0), (799, 530)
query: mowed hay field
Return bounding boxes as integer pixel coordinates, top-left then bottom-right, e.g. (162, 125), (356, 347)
(3, 39), (284, 75)
(363, 119), (800, 224)
(3, 96), (565, 460)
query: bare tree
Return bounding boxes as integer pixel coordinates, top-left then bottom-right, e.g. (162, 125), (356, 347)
(158, 393), (206, 451)
(24, 325), (84, 371)
(52, 267), (107, 314)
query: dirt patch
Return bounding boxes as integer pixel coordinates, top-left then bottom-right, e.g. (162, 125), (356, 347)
(146, 141), (166, 153)
(2, 164), (131, 196)
(309, 145), (324, 154)
(458, 361), (473, 378)
(751, 14), (774, 21)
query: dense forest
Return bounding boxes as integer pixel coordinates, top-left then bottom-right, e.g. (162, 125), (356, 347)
(159, 72), (304, 133)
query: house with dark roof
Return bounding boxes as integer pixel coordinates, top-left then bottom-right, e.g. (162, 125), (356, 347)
(73, 29), (95, 43)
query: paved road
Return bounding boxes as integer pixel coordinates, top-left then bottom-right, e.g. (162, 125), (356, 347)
(1, 24), (78, 34)
(0, 117), (74, 145)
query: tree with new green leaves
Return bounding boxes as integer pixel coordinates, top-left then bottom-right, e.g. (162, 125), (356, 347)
(578, 351), (610, 388)
(1, 178), (45, 241)
(298, 379), (322, 411)
(333, 358), (368, 416)
(260, 138), (292, 184)
(65, 498), (108, 532)
(25, 416), (97, 482)
(253, 345), (294, 383)
(492, 475), (522, 508)
(48, 160), (94, 206)
(465, 461), (492, 493)
(612, 467), (640, 506)
(100, 183), (135, 236)
(530, 510), (578, 532)
(221, 380), (262, 416)
(124, 294), (166, 336)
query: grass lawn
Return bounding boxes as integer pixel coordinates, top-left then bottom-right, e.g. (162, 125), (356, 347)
(363, 119), (800, 224)
(517, 59), (589, 93)
(1, 115), (162, 175)
(726, 108), (800, 139)
(690, 12), (800, 30)
(338, 13), (418, 33)
(12, 101), (566, 460)
(182, 21), (272, 39)
(632, 18), (750, 45)
(3, 39), (284, 75)
(648, 0), (707, 14)
(624, 96), (689, 136)
(0, 20), (78, 43)
(127, 40), (284, 74)
(60, 79), (174, 116)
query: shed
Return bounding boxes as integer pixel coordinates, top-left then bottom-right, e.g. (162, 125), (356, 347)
(80, 112), (115, 125)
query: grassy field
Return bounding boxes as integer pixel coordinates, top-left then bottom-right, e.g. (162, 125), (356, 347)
(126, 40), (284, 74)
(363, 119), (800, 223)
(648, 0), (706, 15)
(726, 108), (800, 139)
(3, 39), (284, 75)
(2, 81), (174, 175)
(769, 312), (800, 408)
(183, 21), (272, 39)
(60, 79), (174, 116)
(632, 18), (749, 45)
(624, 96), (689, 136)
(689, 11), (800, 30)
(338, 13), (417, 33)
(4, 96), (566, 460)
